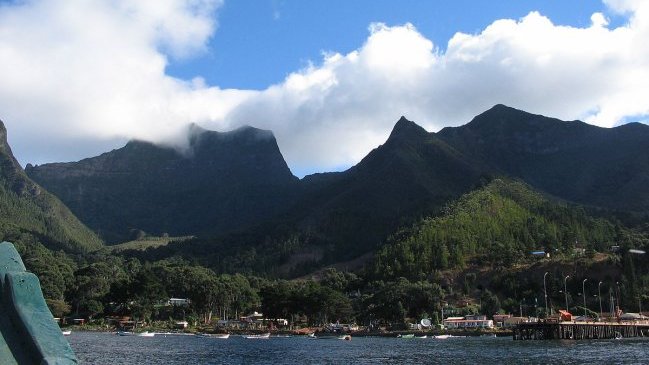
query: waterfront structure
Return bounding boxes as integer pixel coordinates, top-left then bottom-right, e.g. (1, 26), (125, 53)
(443, 315), (493, 329)
(514, 321), (649, 340)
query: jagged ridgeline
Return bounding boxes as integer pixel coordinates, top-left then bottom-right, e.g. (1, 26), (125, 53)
(0, 120), (102, 253)
(372, 179), (619, 281)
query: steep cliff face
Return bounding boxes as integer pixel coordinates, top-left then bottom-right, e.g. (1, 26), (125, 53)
(0, 120), (102, 252)
(27, 125), (299, 243)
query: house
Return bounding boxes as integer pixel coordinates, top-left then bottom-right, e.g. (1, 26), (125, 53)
(168, 298), (191, 307)
(493, 314), (513, 327)
(443, 315), (493, 329)
(503, 317), (530, 328)
(573, 247), (586, 256)
(325, 323), (359, 332)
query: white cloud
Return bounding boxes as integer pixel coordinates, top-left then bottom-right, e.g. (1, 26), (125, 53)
(0, 0), (247, 163)
(1, 1), (648, 177)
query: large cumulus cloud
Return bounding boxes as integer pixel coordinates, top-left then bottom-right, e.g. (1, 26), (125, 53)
(0, 0), (648, 176)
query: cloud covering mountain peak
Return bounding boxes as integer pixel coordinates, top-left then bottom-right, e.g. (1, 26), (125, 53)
(1, 0), (648, 176)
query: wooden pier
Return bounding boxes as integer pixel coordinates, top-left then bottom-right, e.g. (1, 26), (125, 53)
(513, 322), (649, 340)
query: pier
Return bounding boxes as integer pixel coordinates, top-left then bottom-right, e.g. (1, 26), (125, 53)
(513, 322), (649, 340)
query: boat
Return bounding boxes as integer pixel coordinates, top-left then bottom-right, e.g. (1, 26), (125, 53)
(117, 331), (155, 337)
(62, 330), (72, 336)
(316, 334), (351, 340)
(397, 334), (415, 339)
(197, 333), (230, 339)
(434, 334), (451, 339)
(243, 333), (270, 339)
(415, 335), (427, 339)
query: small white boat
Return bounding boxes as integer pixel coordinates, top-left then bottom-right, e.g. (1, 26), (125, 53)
(118, 331), (155, 337)
(434, 334), (451, 339)
(243, 333), (270, 339)
(197, 333), (230, 339)
(62, 330), (72, 336)
(397, 334), (415, 339)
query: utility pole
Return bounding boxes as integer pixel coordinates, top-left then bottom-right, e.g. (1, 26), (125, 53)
(543, 272), (549, 317)
(564, 275), (570, 312)
(598, 281), (603, 320)
(582, 279), (588, 317)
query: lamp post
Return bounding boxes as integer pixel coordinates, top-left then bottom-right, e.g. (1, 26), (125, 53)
(598, 281), (603, 320)
(616, 281), (622, 313)
(582, 279), (588, 317)
(543, 272), (549, 316)
(564, 275), (570, 312)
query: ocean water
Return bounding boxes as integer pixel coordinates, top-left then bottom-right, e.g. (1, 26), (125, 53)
(68, 332), (648, 364)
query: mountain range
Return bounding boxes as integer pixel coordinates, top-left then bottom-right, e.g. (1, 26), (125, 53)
(9, 104), (649, 271)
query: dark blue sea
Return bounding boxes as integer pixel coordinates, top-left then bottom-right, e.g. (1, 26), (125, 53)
(68, 332), (648, 364)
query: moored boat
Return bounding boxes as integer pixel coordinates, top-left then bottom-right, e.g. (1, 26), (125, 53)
(62, 330), (72, 336)
(243, 333), (270, 339)
(196, 333), (230, 339)
(316, 334), (352, 340)
(117, 331), (155, 337)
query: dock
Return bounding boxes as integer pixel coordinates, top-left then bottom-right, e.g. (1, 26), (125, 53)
(513, 321), (649, 340)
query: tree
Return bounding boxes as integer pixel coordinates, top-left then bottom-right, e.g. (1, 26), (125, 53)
(481, 290), (501, 317)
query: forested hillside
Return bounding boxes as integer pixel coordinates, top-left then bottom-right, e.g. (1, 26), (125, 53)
(372, 179), (621, 281)
(0, 120), (102, 253)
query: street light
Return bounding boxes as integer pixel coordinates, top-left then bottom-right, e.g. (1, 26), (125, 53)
(598, 281), (603, 320)
(582, 279), (588, 317)
(543, 272), (549, 316)
(564, 275), (570, 312)
(616, 281), (622, 313)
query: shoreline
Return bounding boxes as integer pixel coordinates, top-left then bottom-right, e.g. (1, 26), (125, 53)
(62, 325), (513, 338)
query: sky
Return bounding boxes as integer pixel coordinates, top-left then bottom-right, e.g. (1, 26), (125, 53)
(0, 0), (648, 177)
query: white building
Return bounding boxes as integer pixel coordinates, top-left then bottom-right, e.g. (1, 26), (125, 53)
(443, 315), (494, 329)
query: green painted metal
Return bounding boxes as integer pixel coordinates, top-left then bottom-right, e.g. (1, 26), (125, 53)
(0, 241), (77, 364)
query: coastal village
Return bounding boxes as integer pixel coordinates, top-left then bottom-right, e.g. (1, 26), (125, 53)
(56, 293), (649, 341)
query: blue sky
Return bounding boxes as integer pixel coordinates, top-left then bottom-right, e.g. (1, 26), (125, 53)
(167, 0), (616, 89)
(0, 0), (647, 177)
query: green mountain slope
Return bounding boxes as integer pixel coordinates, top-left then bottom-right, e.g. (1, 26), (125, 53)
(372, 179), (619, 281)
(290, 116), (488, 258)
(0, 120), (102, 253)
